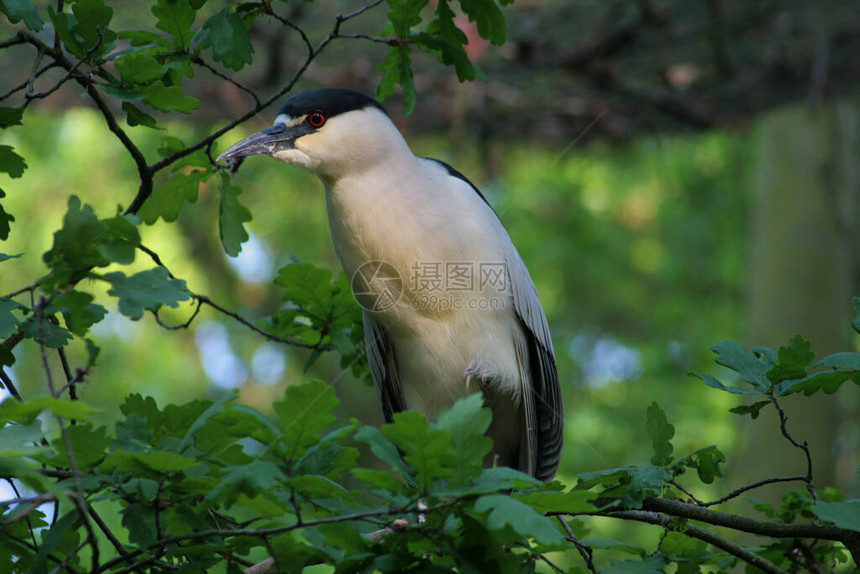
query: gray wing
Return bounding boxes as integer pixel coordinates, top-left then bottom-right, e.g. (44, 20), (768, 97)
(362, 310), (406, 422)
(507, 252), (564, 481)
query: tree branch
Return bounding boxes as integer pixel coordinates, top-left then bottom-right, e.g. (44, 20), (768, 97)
(603, 509), (785, 574)
(640, 497), (846, 541)
(702, 475), (807, 507)
(21, 32), (153, 219)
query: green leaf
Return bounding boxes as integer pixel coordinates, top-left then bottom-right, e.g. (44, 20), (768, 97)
(50, 423), (108, 469)
(0, 106), (24, 128)
(123, 102), (161, 129)
(817, 352), (860, 370)
(766, 335), (815, 383)
(21, 317), (73, 348)
(414, 31), (483, 82)
(377, 46), (417, 115)
(0, 145), (27, 178)
(177, 390), (237, 452)
(436, 393), (492, 485)
(583, 539), (646, 556)
(0, 252), (22, 262)
(513, 488), (596, 514)
(0, 188), (13, 239)
(32, 511), (80, 573)
(0, 0), (44, 31)
(105, 267), (191, 320)
(672, 445), (725, 484)
(274, 263), (337, 322)
(660, 531), (708, 560)
(729, 400), (770, 419)
(774, 369), (860, 396)
(120, 503), (157, 546)
(273, 379), (339, 461)
(812, 500), (860, 532)
(710, 341), (770, 390)
(352, 467), (409, 495)
(115, 53), (163, 84)
(219, 173), (252, 256)
(99, 213), (140, 263)
(71, 0), (116, 53)
(47, 6), (83, 57)
(144, 80), (199, 113)
(205, 460), (282, 507)
(354, 424), (412, 479)
(138, 168), (210, 223)
(41, 197), (138, 288)
(0, 298), (23, 338)
(460, 0), (508, 45)
(385, 0), (428, 37)
(473, 494), (564, 545)
(383, 410), (455, 489)
(287, 474), (352, 501)
(101, 448), (197, 474)
(0, 396), (92, 425)
(202, 6), (254, 70)
(646, 402), (674, 466)
(295, 425), (359, 478)
(690, 372), (766, 397)
(0, 345), (14, 366)
(603, 555), (666, 574)
(577, 466), (670, 508)
(52, 290), (108, 336)
(152, 0), (196, 48)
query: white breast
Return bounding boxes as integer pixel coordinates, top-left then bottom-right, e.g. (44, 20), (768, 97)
(325, 158), (523, 418)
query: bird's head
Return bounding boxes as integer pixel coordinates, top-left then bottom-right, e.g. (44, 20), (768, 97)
(218, 88), (402, 183)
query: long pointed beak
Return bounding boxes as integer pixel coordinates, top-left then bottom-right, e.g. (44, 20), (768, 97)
(217, 124), (296, 162)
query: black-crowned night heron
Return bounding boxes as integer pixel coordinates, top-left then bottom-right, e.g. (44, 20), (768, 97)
(218, 88), (562, 480)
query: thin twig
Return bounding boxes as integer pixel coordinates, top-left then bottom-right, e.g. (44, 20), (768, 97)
(1, 282), (37, 299)
(192, 55), (261, 107)
(24, 28), (107, 106)
(331, 33), (399, 46)
(96, 502), (431, 573)
(0, 63), (58, 102)
(771, 394), (817, 500)
(196, 295), (336, 351)
(556, 515), (597, 574)
(152, 299), (202, 330)
(37, 302), (100, 571)
(0, 31), (28, 49)
(136, 244), (173, 277)
(87, 504), (128, 558)
(21, 32), (154, 217)
(56, 346), (76, 401)
(640, 497), (845, 541)
(268, 9), (313, 57)
(536, 553), (565, 573)
(669, 479), (705, 505)
(703, 475), (807, 507)
(600, 509), (785, 574)
(0, 368), (22, 401)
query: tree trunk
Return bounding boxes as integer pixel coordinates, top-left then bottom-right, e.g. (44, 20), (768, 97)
(738, 101), (859, 501)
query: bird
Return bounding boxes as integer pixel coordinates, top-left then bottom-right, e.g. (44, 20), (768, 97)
(218, 88), (563, 481)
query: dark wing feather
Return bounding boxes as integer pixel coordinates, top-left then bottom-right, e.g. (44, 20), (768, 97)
(508, 254), (564, 481)
(362, 310), (405, 422)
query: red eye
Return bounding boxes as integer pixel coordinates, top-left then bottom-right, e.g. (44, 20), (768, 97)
(308, 112), (326, 128)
